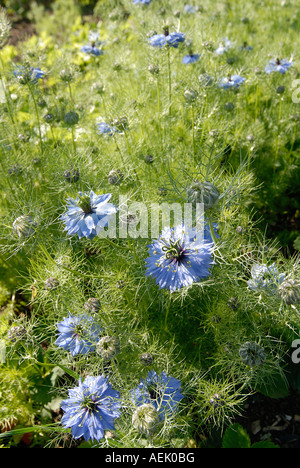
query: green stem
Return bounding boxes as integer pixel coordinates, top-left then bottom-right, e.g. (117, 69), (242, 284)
(208, 217), (218, 245)
(164, 291), (171, 333)
(276, 98), (282, 159)
(156, 76), (162, 145)
(191, 103), (195, 159)
(71, 125), (76, 155)
(167, 47), (172, 115)
(28, 82), (43, 154)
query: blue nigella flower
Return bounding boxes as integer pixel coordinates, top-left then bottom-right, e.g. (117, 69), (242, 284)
(145, 224), (215, 293)
(55, 313), (103, 356)
(184, 5), (196, 13)
(218, 75), (245, 89)
(61, 375), (121, 442)
(149, 30), (185, 48)
(13, 65), (45, 85)
(265, 58), (292, 74)
(96, 122), (121, 135)
(239, 42), (253, 52)
(81, 44), (103, 56)
(182, 54), (200, 64)
(247, 263), (286, 294)
(81, 31), (103, 56)
(131, 370), (184, 420)
(215, 38), (232, 55)
(60, 190), (117, 240)
(133, 0), (152, 4)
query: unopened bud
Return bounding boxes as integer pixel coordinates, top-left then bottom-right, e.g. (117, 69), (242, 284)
(132, 403), (160, 436)
(13, 215), (36, 238)
(186, 180), (220, 209)
(239, 341), (266, 367)
(96, 335), (120, 360)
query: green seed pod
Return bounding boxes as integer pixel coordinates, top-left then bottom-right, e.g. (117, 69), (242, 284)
(64, 111), (79, 126)
(239, 341), (266, 367)
(278, 278), (300, 305)
(209, 393), (225, 409)
(43, 113), (55, 123)
(83, 297), (101, 313)
(186, 180), (220, 209)
(227, 297), (239, 310)
(59, 68), (74, 83)
(96, 336), (120, 360)
(132, 403), (160, 436)
(13, 215), (36, 238)
(7, 325), (26, 342)
(63, 169), (80, 183)
(140, 352), (154, 366)
(107, 169), (124, 185)
(148, 64), (159, 75)
(91, 82), (105, 94)
(113, 117), (128, 131)
(44, 277), (60, 290)
(184, 88), (197, 103)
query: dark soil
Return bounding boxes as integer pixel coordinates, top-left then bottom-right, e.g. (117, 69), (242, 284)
(7, 19), (36, 47)
(234, 391), (300, 448)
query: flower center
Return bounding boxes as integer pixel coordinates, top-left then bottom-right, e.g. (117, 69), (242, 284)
(163, 26), (169, 36)
(73, 324), (85, 338)
(276, 58), (281, 65)
(147, 384), (160, 400)
(161, 238), (185, 261)
(78, 195), (92, 214)
(81, 395), (98, 412)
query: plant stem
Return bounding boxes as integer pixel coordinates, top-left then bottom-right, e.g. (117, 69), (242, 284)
(156, 76), (163, 145)
(191, 103), (195, 159)
(167, 47), (172, 115)
(28, 82), (43, 154)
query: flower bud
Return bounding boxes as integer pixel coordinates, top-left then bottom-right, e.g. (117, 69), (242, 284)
(278, 278), (300, 305)
(209, 393), (225, 408)
(186, 180), (220, 209)
(184, 88), (197, 103)
(113, 117), (128, 131)
(91, 82), (105, 94)
(148, 64), (159, 75)
(107, 169), (124, 185)
(144, 154), (154, 164)
(13, 215), (36, 238)
(7, 325), (26, 342)
(239, 341), (266, 367)
(83, 297), (101, 313)
(64, 111), (79, 126)
(132, 403), (160, 436)
(59, 68), (74, 83)
(44, 277), (59, 290)
(227, 297), (239, 310)
(140, 352), (154, 366)
(96, 335), (120, 360)
(43, 113), (55, 124)
(63, 168), (80, 183)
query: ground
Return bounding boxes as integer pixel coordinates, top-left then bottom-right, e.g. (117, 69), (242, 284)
(234, 391), (300, 448)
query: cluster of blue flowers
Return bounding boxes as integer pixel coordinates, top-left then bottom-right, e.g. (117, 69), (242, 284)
(52, 12), (295, 444)
(145, 19), (293, 92)
(60, 370), (184, 441)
